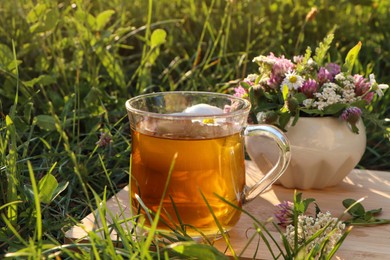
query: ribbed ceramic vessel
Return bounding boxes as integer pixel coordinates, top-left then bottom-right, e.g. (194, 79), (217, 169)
(246, 117), (366, 190)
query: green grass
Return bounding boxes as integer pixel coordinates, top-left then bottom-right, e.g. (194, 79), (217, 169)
(0, 0), (389, 258)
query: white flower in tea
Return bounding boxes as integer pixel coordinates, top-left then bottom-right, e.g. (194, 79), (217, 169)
(182, 104), (224, 115)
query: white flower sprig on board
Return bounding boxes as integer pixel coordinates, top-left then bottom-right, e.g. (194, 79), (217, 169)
(234, 34), (389, 133)
(273, 193), (390, 258)
(273, 192), (351, 259)
(284, 211), (346, 256)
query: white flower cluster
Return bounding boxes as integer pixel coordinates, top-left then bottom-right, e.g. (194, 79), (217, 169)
(335, 73), (358, 103)
(246, 73), (258, 82)
(313, 83), (342, 110)
(304, 73), (359, 111)
(252, 55), (275, 66)
(284, 211), (346, 255)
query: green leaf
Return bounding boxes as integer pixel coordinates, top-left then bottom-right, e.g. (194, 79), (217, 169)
(23, 184), (35, 202)
(343, 199), (366, 217)
(278, 112), (291, 131)
(51, 181), (69, 202)
(0, 44), (14, 68)
(350, 123), (360, 134)
(23, 75), (57, 87)
(342, 41), (362, 73)
(240, 81), (251, 90)
(263, 91), (277, 101)
(167, 241), (228, 260)
(303, 198), (316, 212)
(293, 93), (307, 103)
(29, 9), (59, 34)
(281, 84), (289, 102)
(23, 102), (34, 123)
(83, 86), (103, 107)
(5, 115), (14, 126)
(291, 112), (299, 126)
(0, 44), (21, 72)
(75, 9), (96, 30)
(367, 208), (382, 216)
(293, 192), (305, 213)
(364, 211), (374, 221)
(294, 196), (315, 215)
(299, 108), (324, 115)
(322, 103), (347, 115)
(148, 29), (167, 65)
(150, 29), (167, 48)
(44, 9), (59, 31)
(34, 115), (56, 131)
(26, 3), (47, 23)
(295, 192), (303, 203)
(96, 10), (115, 31)
(38, 173), (58, 204)
(350, 99), (368, 109)
(94, 47), (126, 88)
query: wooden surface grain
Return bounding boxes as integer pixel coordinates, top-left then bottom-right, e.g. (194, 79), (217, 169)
(65, 161), (390, 259)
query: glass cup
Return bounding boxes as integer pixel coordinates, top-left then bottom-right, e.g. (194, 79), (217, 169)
(125, 91), (290, 237)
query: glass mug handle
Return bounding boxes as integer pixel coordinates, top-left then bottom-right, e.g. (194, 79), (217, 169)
(242, 124), (291, 203)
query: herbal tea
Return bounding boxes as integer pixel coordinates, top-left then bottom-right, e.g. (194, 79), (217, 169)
(126, 92), (290, 237)
(130, 130), (245, 236)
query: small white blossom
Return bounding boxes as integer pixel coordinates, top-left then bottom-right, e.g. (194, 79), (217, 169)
(284, 211), (345, 256)
(245, 73), (258, 82)
(346, 74), (354, 82)
(341, 79), (357, 103)
(313, 83), (342, 110)
(307, 58), (316, 67)
(334, 73), (345, 82)
(293, 55), (303, 63)
(303, 98), (314, 108)
(252, 55), (275, 66)
(281, 71), (304, 90)
(369, 73), (389, 97)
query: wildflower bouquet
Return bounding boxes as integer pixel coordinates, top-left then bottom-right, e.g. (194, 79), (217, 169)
(234, 34), (389, 134)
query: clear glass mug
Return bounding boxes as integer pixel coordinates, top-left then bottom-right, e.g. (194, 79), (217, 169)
(125, 91), (290, 237)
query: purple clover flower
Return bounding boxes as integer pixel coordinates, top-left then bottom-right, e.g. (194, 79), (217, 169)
(274, 201), (294, 227)
(317, 67), (333, 84)
(233, 85), (248, 98)
(326, 63), (341, 77)
(362, 91), (374, 103)
(267, 53), (295, 70)
(266, 53), (295, 88)
(340, 107), (363, 134)
(341, 107), (362, 122)
(300, 79), (319, 98)
(271, 55), (295, 75)
(267, 74), (283, 89)
(353, 74), (371, 96)
(96, 132), (112, 147)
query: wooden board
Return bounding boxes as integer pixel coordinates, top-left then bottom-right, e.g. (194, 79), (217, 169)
(65, 161), (390, 259)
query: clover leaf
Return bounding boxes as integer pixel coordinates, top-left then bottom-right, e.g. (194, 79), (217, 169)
(342, 198), (390, 226)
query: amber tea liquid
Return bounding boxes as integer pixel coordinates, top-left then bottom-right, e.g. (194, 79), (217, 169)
(130, 130), (245, 236)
